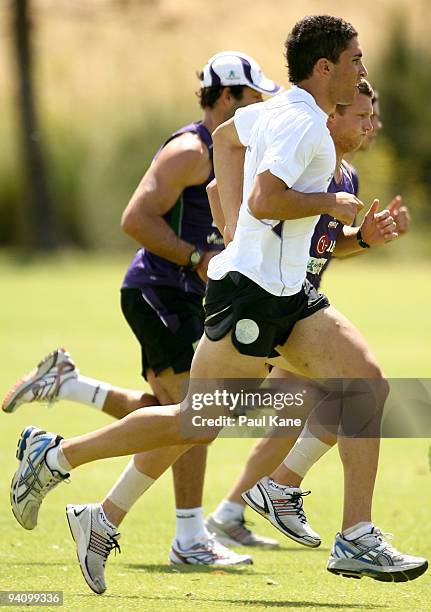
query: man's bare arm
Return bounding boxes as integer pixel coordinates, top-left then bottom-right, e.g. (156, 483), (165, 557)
(121, 133), (209, 266)
(248, 170), (364, 226)
(212, 118), (245, 239)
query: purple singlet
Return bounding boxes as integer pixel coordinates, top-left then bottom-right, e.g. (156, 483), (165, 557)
(122, 122), (223, 296)
(307, 162), (358, 289)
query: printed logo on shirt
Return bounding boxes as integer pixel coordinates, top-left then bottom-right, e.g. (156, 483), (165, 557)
(235, 319), (260, 344)
(328, 220), (339, 229)
(307, 257), (327, 275)
(316, 234), (330, 255)
(207, 232), (224, 245)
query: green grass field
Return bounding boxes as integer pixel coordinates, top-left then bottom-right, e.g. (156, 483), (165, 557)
(0, 253), (430, 611)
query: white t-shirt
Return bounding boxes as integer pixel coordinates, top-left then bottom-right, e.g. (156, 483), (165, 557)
(208, 86), (336, 296)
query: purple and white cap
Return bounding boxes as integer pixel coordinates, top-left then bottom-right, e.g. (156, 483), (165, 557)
(200, 51), (282, 96)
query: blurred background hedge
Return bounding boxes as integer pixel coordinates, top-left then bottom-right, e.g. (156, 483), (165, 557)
(0, 0), (430, 255)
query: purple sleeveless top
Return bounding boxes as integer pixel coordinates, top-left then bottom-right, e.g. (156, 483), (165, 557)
(122, 122), (224, 296)
(307, 163), (358, 289)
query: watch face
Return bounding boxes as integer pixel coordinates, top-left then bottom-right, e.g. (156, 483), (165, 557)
(190, 250), (202, 266)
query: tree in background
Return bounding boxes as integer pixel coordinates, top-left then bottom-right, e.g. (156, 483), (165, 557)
(376, 11), (431, 220)
(12, 0), (58, 250)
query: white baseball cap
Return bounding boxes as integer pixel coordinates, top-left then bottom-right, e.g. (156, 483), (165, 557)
(200, 51), (282, 96)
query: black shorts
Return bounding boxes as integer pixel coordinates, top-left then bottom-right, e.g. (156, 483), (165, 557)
(204, 272), (329, 358)
(121, 287), (204, 378)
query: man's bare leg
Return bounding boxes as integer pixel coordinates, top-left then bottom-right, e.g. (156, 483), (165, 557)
(41, 334), (267, 468)
(111, 367), (211, 550)
(102, 388), (157, 419)
(271, 305), (386, 530)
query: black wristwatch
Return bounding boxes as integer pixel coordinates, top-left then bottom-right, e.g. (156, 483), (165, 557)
(356, 229), (370, 249)
(186, 248), (203, 270)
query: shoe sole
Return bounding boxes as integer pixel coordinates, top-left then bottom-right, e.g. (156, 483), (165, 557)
(169, 547), (253, 566)
(327, 559), (429, 582)
(241, 490), (321, 549)
(66, 505), (105, 595)
(10, 426), (44, 530)
(2, 349), (67, 413)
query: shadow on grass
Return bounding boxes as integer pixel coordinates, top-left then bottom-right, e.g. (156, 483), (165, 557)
(269, 546), (331, 553)
(208, 600), (385, 609)
(123, 563), (256, 575)
(75, 593), (386, 608)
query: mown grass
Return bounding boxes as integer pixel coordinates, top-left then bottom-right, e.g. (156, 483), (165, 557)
(0, 254), (430, 611)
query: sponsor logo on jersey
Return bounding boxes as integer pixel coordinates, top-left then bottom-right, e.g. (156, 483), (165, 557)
(207, 232), (224, 245)
(328, 220), (339, 229)
(316, 234), (330, 255)
(307, 257), (327, 275)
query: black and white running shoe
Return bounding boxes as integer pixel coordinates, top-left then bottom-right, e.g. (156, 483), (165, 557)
(241, 476), (321, 548)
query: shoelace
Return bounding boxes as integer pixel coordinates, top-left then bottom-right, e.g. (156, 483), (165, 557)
(89, 530), (121, 567)
(272, 490), (310, 524)
(205, 535), (232, 558)
(371, 528), (402, 559)
(35, 472), (69, 500)
(48, 361), (74, 405)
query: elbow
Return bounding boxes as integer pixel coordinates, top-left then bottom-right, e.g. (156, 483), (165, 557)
(248, 192), (269, 219)
(120, 208), (136, 237)
(206, 178), (217, 197)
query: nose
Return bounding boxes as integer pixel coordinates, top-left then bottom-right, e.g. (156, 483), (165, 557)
(359, 62), (368, 78)
(364, 117), (373, 133)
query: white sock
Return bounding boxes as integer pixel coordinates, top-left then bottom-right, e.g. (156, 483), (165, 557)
(105, 458), (155, 513)
(175, 507), (207, 548)
(59, 375), (111, 410)
(283, 424), (332, 478)
(343, 522), (374, 541)
(46, 441), (71, 475)
(213, 499), (245, 523)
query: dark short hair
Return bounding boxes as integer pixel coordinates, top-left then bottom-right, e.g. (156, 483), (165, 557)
(285, 15), (358, 84)
(335, 78), (374, 115)
(196, 72), (246, 109)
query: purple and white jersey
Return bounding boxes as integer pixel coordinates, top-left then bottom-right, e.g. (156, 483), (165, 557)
(122, 122), (223, 296)
(306, 162), (358, 289)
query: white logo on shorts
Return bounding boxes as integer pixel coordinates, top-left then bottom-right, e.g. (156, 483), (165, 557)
(235, 319), (259, 344)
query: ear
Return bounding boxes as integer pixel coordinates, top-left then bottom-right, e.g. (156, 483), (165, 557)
(326, 113), (336, 127)
(219, 87), (232, 105)
(314, 57), (332, 78)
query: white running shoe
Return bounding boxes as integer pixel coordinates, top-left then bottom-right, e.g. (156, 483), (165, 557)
(10, 426), (69, 530)
(206, 514), (279, 549)
(66, 503), (121, 595)
(2, 348), (77, 413)
(241, 476), (321, 548)
(327, 527), (428, 582)
(169, 535), (253, 566)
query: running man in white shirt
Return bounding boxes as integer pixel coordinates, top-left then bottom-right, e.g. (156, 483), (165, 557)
(6, 15), (427, 593)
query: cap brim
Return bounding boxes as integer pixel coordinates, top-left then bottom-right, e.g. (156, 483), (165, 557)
(248, 77), (283, 95)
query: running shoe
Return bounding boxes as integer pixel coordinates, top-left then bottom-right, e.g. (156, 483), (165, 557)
(169, 535), (253, 565)
(327, 526), (428, 582)
(2, 348), (77, 413)
(241, 476), (320, 547)
(66, 503), (121, 595)
(11, 425), (69, 530)
(206, 513), (279, 549)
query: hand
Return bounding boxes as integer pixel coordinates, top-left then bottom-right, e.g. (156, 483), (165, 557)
(195, 250), (219, 283)
(386, 195), (411, 236)
(360, 199), (398, 246)
(332, 191), (364, 225)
